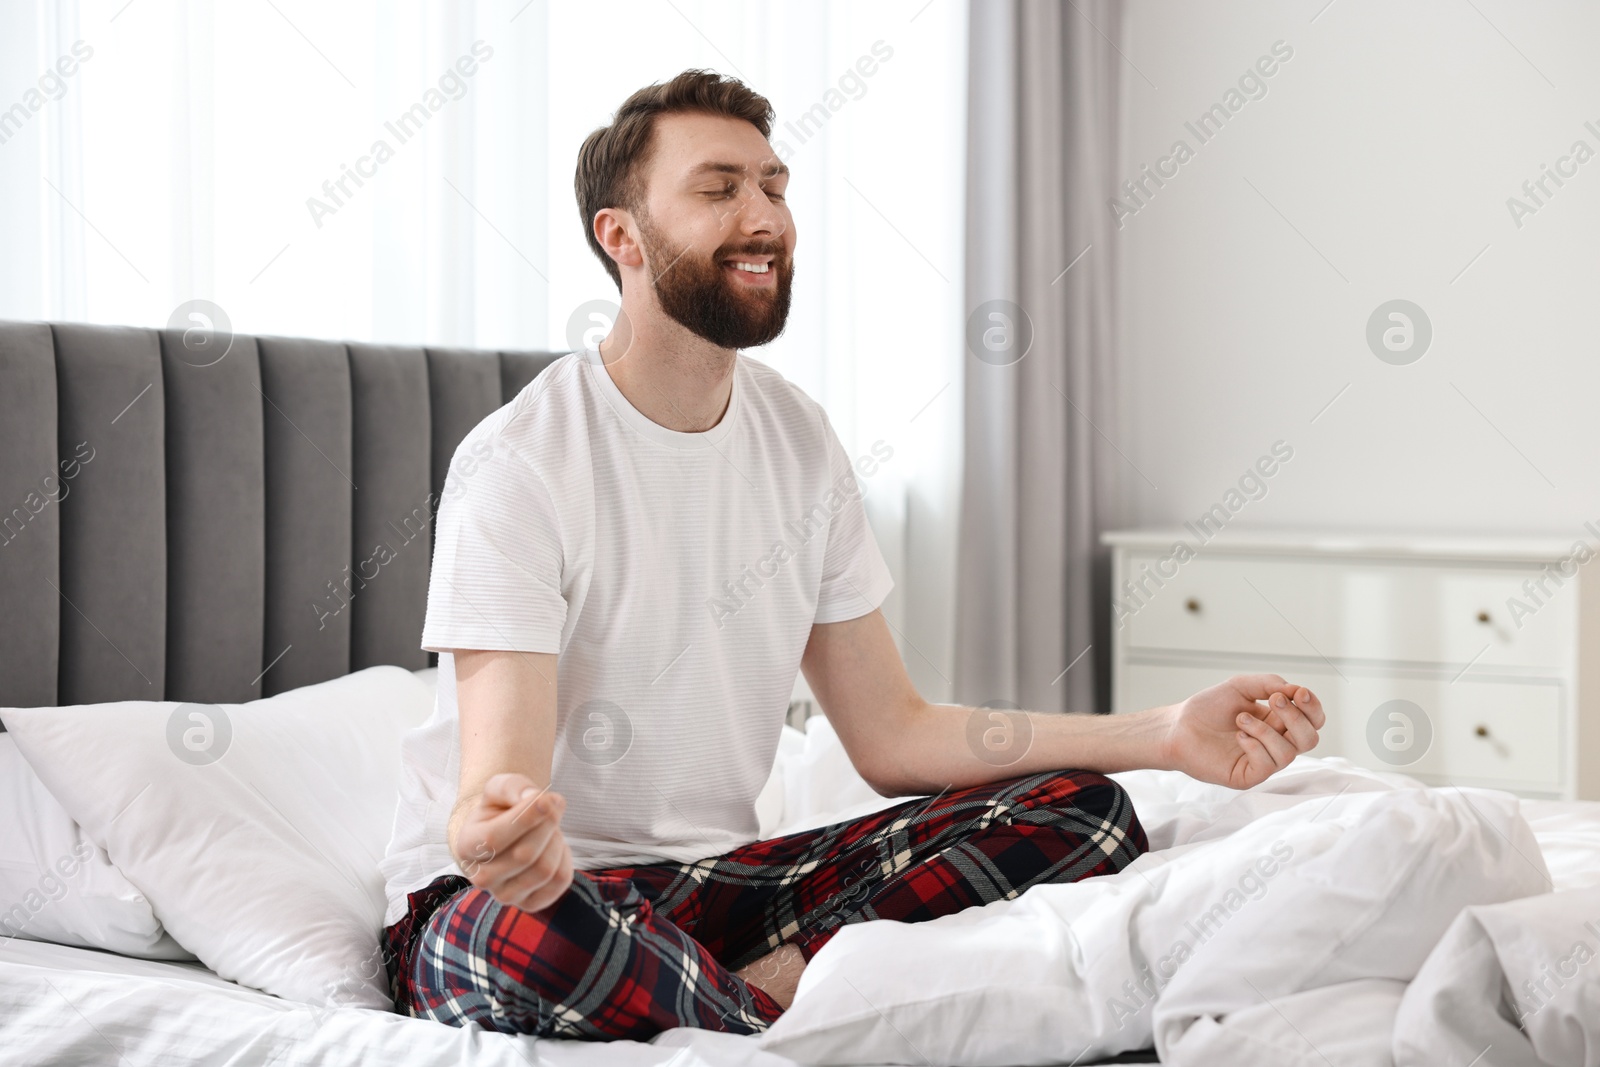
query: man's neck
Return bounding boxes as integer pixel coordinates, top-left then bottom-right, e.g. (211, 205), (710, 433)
(597, 319), (736, 434)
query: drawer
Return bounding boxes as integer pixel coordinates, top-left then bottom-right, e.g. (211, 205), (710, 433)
(1338, 674), (1563, 795)
(1120, 553), (1570, 670)
(1116, 660), (1564, 796)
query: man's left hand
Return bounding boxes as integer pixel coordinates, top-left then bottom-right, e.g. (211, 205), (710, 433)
(1158, 674), (1326, 789)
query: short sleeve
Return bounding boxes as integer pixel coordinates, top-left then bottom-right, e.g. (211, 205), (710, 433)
(420, 432), (567, 654)
(813, 410), (895, 624)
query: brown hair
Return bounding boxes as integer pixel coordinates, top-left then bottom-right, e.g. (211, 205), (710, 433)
(575, 69), (775, 291)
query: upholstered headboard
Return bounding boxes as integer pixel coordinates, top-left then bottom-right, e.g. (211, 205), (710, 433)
(0, 320), (560, 711)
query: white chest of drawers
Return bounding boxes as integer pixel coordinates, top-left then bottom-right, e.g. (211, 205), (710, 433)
(1103, 529), (1600, 800)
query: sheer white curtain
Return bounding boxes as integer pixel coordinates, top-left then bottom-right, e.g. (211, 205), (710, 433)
(0, 0), (969, 702)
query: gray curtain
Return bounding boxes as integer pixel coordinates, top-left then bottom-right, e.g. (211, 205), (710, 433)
(955, 0), (1127, 715)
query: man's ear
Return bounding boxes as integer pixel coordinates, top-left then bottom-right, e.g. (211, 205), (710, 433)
(594, 207), (643, 273)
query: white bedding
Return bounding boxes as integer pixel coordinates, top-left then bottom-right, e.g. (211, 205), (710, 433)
(3, 725), (1599, 1067)
(0, 935), (815, 1067)
(1394, 885), (1600, 1067)
(758, 762), (1588, 1066)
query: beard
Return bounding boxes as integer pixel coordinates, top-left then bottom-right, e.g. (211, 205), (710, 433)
(636, 210), (793, 350)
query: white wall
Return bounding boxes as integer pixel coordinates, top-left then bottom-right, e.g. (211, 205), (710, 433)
(1118, 0), (1600, 543)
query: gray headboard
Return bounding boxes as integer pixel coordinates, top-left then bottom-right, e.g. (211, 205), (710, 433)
(0, 320), (560, 711)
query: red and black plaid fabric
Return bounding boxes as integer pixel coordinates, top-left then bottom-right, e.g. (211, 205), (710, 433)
(384, 768), (1146, 1041)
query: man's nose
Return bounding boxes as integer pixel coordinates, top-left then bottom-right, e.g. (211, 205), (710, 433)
(734, 182), (786, 240)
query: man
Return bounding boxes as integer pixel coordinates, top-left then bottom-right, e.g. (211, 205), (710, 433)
(378, 69), (1324, 1042)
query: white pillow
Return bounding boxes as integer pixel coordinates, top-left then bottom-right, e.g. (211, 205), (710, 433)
(754, 716), (902, 841)
(0, 665), (435, 1008)
(0, 735), (192, 960)
(772, 715), (901, 836)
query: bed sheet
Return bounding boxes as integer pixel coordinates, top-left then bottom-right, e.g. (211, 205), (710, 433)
(1520, 798), (1600, 891)
(0, 934), (821, 1067)
(0, 936), (1165, 1065)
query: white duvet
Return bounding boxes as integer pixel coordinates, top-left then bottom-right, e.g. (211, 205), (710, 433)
(3, 722), (1600, 1067)
(1395, 885), (1600, 1067)
(761, 759), (1557, 1065)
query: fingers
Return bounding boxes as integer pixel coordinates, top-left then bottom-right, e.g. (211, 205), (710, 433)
(1236, 708), (1298, 770)
(460, 786), (564, 883)
(549, 840), (575, 905)
(481, 802), (565, 896)
(1228, 673), (1297, 702)
(497, 835), (575, 913)
(1235, 728), (1277, 786)
(487, 791), (565, 862)
(482, 771), (548, 811)
(1261, 691), (1319, 753)
(1275, 684), (1326, 730)
(1231, 673), (1326, 735)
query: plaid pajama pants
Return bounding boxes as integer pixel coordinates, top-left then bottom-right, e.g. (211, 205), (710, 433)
(384, 768), (1146, 1041)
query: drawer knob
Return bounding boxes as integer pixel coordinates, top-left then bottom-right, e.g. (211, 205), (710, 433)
(1474, 724), (1490, 738)
(1476, 610), (1491, 624)
(1185, 598), (1201, 614)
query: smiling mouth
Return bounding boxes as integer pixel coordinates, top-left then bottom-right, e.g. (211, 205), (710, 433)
(722, 257), (777, 286)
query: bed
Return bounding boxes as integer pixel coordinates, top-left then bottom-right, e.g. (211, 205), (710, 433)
(2, 319), (1599, 1067)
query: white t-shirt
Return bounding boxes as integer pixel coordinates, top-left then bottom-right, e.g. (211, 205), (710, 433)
(378, 345), (894, 926)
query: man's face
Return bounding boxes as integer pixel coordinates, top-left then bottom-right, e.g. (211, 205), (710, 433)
(631, 111), (796, 350)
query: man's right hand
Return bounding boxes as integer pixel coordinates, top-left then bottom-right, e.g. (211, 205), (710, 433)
(453, 772), (575, 914)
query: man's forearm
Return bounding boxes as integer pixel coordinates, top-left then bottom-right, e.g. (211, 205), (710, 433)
(867, 701), (1177, 796)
